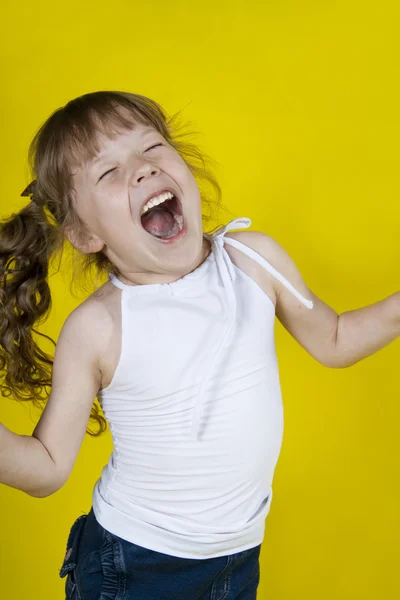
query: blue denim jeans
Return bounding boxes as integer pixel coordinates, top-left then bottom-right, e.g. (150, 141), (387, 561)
(59, 508), (261, 599)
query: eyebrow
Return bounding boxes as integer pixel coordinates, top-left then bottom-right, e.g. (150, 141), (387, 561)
(90, 128), (158, 167)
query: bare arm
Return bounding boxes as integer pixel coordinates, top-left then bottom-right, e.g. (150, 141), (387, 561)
(229, 230), (400, 368)
(0, 301), (104, 497)
(263, 233), (400, 367)
(334, 294), (400, 367)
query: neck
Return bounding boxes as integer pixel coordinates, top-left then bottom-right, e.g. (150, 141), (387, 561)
(113, 236), (212, 287)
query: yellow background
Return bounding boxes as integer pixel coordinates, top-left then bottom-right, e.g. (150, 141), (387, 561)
(1, 1), (400, 598)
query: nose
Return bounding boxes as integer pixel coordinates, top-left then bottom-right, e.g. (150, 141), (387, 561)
(130, 158), (160, 186)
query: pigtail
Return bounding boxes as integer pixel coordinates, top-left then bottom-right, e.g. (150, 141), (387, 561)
(0, 198), (58, 407)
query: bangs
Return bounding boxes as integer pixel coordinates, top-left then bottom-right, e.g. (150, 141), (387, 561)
(66, 109), (139, 168)
(59, 103), (164, 171)
(31, 92), (171, 196)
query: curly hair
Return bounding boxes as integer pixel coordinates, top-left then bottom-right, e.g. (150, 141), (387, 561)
(0, 91), (223, 436)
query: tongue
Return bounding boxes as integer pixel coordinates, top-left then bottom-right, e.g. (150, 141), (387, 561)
(141, 207), (180, 239)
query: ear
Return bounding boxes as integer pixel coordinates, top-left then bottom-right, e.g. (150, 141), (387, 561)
(65, 226), (105, 254)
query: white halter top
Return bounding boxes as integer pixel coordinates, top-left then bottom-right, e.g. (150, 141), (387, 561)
(92, 217), (313, 558)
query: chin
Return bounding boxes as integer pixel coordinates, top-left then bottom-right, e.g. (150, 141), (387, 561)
(168, 233), (208, 274)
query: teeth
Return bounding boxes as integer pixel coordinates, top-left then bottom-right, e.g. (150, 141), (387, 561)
(175, 214), (184, 231)
(141, 191), (174, 215)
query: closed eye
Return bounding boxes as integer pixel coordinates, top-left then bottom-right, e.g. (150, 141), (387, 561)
(97, 143), (163, 182)
(98, 167), (117, 182)
(145, 143), (163, 151)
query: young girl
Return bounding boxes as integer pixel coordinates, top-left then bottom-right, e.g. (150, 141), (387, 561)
(0, 91), (398, 600)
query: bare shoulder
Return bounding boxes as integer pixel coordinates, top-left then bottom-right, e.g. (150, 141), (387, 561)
(225, 229), (313, 309)
(225, 230), (288, 274)
(69, 279), (116, 331)
(66, 279), (120, 374)
(224, 230), (279, 307)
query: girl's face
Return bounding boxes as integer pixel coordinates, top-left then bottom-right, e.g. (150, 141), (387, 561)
(72, 123), (209, 285)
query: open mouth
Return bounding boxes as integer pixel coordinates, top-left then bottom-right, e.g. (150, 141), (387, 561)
(140, 194), (184, 241)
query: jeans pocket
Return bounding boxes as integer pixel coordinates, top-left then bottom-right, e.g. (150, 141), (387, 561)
(59, 514), (88, 599)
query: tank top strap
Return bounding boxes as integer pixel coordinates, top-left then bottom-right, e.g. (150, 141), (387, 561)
(109, 273), (127, 290)
(211, 216), (313, 310)
(205, 217), (252, 242)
